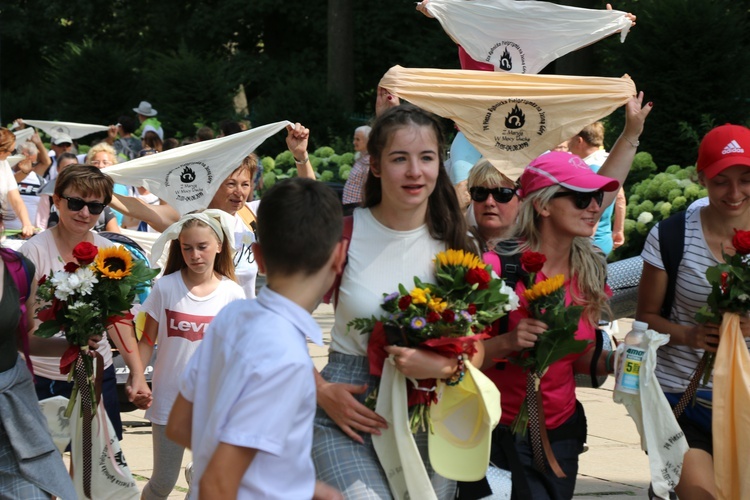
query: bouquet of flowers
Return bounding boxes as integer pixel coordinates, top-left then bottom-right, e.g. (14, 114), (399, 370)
(694, 229), (750, 386)
(35, 242), (159, 417)
(349, 249), (518, 432)
(509, 251), (589, 436)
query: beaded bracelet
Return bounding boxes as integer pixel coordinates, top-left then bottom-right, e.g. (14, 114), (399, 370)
(445, 354), (466, 386)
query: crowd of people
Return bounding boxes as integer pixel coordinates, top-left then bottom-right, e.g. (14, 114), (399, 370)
(1, 5), (749, 500)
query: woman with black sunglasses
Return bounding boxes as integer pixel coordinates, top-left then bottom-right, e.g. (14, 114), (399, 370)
(466, 159), (520, 251)
(476, 94), (652, 499)
(19, 165), (152, 441)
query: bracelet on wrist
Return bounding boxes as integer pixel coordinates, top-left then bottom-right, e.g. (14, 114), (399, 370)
(294, 156), (309, 165)
(623, 136), (640, 148)
(445, 354), (466, 386)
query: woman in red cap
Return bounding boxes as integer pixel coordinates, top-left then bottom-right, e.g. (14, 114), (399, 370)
(636, 123), (750, 499)
(478, 94), (652, 499)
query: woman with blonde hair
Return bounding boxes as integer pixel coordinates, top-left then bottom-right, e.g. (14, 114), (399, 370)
(480, 94), (652, 499)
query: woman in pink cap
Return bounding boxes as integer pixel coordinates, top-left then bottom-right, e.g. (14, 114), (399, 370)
(477, 94), (652, 499)
(636, 124), (750, 499)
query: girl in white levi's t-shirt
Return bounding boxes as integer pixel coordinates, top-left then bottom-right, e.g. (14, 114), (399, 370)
(138, 210), (245, 500)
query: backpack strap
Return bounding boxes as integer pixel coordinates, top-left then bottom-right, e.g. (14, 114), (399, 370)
(323, 215), (354, 308)
(1, 249), (34, 376)
(237, 204), (258, 233)
(658, 210), (687, 318)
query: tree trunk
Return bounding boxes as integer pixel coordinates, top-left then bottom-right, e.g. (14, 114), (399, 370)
(327, 0), (354, 114)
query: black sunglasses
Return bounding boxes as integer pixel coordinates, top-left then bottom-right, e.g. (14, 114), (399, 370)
(469, 186), (516, 204)
(551, 190), (605, 209)
(62, 196), (106, 215)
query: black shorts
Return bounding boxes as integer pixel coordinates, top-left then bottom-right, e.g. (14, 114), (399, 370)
(676, 412), (713, 455)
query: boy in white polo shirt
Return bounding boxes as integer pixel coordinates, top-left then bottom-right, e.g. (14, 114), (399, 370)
(166, 178), (347, 499)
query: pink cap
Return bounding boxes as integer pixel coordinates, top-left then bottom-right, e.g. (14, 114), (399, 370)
(518, 151), (620, 198)
(696, 124), (750, 178)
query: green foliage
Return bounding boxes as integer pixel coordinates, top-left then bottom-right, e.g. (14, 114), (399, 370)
(274, 151), (295, 170)
(314, 147), (336, 158)
(260, 156), (275, 171)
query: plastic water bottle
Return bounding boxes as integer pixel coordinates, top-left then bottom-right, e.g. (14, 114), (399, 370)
(614, 320), (648, 396)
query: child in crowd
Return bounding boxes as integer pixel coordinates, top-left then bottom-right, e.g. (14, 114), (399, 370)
(137, 209), (245, 500)
(166, 178), (346, 499)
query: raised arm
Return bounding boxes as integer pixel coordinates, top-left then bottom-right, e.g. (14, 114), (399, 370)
(598, 92), (653, 209)
(286, 123), (315, 180)
(109, 194), (180, 233)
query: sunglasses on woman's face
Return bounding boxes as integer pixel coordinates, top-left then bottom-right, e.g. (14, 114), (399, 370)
(62, 196), (106, 215)
(469, 186), (516, 203)
(551, 190), (605, 210)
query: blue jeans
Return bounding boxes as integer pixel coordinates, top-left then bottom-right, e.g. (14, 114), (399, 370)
(34, 364), (123, 440)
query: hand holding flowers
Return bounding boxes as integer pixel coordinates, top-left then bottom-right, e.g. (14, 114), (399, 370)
(693, 228), (750, 386)
(348, 249), (518, 432)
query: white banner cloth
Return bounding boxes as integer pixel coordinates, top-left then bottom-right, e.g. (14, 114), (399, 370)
(12, 127), (35, 146)
(613, 329), (688, 499)
(424, 0), (632, 74)
(23, 120), (109, 140)
(379, 66), (635, 179)
(104, 121), (291, 214)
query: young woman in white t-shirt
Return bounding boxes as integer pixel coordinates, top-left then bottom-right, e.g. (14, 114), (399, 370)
(638, 124), (750, 499)
(137, 210), (245, 500)
(313, 104), (480, 498)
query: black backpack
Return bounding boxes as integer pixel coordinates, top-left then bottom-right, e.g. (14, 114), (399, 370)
(657, 210), (687, 319)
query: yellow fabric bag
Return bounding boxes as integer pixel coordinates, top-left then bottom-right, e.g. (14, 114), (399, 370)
(713, 312), (750, 499)
(379, 65), (636, 179)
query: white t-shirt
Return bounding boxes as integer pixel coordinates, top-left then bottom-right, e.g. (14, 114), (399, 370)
(0, 160), (19, 223)
(331, 208), (445, 356)
(180, 286), (322, 499)
(141, 272), (245, 425)
(232, 200), (261, 299)
(641, 206), (750, 392)
(19, 230), (115, 379)
(4, 171), (43, 230)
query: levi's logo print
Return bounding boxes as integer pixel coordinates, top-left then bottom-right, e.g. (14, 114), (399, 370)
(166, 309), (214, 341)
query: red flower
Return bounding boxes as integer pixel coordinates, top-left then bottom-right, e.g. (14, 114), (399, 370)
(38, 298), (63, 322)
(398, 295), (412, 311)
(72, 242), (98, 265)
(520, 251), (546, 273)
(467, 303), (477, 315)
(466, 267), (491, 290)
(426, 311), (441, 323)
(38, 275), (47, 286)
(732, 229), (750, 255)
(442, 310), (455, 323)
(64, 262), (80, 273)
(721, 271), (729, 293)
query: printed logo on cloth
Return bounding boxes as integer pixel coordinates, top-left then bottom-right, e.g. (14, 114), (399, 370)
(482, 98), (547, 153)
(485, 41), (527, 73)
(722, 140), (745, 155)
(164, 161), (214, 203)
(165, 309), (214, 341)
(50, 125), (71, 137)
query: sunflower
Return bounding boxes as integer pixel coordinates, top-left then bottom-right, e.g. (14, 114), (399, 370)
(523, 274), (565, 302)
(94, 246), (133, 279)
(435, 249), (484, 270)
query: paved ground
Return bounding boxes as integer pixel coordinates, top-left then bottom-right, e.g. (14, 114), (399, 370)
(118, 304), (650, 498)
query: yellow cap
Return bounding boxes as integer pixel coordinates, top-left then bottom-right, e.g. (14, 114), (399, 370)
(428, 363), (501, 481)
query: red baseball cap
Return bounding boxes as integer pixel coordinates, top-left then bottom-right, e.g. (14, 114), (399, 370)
(697, 124), (750, 178)
(518, 151), (619, 198)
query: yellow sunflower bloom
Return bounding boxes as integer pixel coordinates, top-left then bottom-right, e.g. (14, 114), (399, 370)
(94, 246), (134, 280)
(435, 249), (485, 270)
(410, 287), (430, 305)
(427, 297), (448, 313)
(523, 274), (565, 302)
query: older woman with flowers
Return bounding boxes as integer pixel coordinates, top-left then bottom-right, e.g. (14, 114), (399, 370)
(479, 94), (651, 499)
(20, 165), (151, 439)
